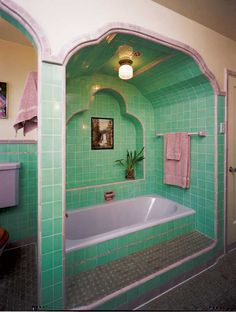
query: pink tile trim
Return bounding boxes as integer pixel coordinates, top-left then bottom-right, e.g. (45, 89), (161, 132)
(0, 139), (37, 144)
(0, 0), (51, 59)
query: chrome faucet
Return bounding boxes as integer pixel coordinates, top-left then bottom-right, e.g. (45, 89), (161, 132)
(104, 190), (116, 201)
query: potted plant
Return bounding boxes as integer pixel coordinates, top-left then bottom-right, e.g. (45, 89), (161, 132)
(115, 147), (145, 180)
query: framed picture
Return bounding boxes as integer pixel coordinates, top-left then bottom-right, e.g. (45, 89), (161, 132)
(0, 82), (7, 119)
(91, 117), (114, 149)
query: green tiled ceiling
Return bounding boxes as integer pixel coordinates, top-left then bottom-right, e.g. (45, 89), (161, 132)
(66, 33), (205, 105)
(67, 33), (174, 79)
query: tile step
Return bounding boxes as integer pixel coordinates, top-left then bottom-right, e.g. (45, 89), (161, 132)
(65, 230), (213, 309)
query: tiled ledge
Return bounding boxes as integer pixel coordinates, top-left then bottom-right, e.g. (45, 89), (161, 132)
(0, 140), (37, 144)
(66, 231), (213, 310)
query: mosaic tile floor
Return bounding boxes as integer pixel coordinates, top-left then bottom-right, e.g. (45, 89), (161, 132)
(141, 248), (236, 311)
(66, 231), (213, 309)
(0, 243), (37, 311)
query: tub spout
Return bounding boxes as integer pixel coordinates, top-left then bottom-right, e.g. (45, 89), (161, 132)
(104, 191), (115, 201)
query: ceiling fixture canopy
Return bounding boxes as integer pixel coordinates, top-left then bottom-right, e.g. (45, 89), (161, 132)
(117, 45), (134, 80)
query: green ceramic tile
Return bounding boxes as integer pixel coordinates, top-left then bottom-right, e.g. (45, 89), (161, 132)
(42, 269), (53, 288)
(42, 219), (53, 237)
(53, 234), (63, 251)
(53, 266), (63, 284)
(42, 253), (53, 271)
(53, 217), (62, 235)
(42, 236), (53, 254)
(42, 286), (54, 306)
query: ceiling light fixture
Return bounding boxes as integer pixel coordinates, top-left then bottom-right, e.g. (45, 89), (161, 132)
(118, 59), (133, 80)
(117, 45), (134, 80)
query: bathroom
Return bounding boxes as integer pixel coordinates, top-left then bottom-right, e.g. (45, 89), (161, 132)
(0, 0), (236, 310)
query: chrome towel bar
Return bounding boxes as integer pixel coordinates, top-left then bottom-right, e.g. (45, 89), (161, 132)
(156, 131), (208, 137)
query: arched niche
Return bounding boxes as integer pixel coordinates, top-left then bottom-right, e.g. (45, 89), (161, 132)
(66, 87), (144, 189)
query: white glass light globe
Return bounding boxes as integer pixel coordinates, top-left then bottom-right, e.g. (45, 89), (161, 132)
(118, 64), (133, 80)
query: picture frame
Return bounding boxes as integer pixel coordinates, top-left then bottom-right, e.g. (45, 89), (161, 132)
(91, 117), (114, 149)
(0, 82), (7, 119)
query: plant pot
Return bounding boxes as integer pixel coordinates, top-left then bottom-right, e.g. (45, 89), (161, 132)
(126, 168), (135, 180)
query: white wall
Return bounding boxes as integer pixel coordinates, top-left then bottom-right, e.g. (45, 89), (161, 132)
(6, 0), (236, 91)
(0, 38), (37, 140)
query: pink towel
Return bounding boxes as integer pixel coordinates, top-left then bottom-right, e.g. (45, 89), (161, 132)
(166, 133), (181, 160)
(164, 132), (190, 188)
(14, 71), (37, 135)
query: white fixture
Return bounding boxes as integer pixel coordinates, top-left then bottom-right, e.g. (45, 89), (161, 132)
(117, 45), (134, 80)
(118, 59), (133, 80)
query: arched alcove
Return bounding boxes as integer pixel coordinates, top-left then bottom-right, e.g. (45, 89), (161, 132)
(66, 86), (144, 189)
(63, 25), (225, 311)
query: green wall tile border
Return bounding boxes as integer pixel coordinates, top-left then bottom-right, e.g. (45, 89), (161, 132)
(65, 215), (195, 276)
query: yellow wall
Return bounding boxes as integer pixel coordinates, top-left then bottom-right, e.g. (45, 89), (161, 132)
(8, 0), (236, 91)
(0, 38), (37, 140)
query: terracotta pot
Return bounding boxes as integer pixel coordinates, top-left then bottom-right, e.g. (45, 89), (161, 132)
(126, 168), (135, 179)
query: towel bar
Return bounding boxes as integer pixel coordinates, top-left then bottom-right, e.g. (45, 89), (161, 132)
(156, 131), (208, 137)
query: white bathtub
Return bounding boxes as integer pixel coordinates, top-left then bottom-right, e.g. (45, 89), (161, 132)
(65, 195), (195, 252)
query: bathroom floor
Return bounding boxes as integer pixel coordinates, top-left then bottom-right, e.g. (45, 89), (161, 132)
(140, 248), (236, 311)
(0, 243), (37, 311)
(66, 230), (213, 309)
(1, 238), (235, 311)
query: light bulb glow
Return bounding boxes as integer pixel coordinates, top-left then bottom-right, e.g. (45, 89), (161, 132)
(118, 64), (133, 80)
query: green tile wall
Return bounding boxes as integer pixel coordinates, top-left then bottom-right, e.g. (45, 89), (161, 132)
(39, 63), (64, 310)
(153, 82), (215, 239)
(66, 214), (195, 276)
(66, 90), (143, 188)
(66, 74), (156, 209)
(64, 36), (224, 311)
(0, 143), (37, 242)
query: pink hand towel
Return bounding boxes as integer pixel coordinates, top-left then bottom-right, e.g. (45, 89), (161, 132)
(164, 132), (190, 188)
(166, 132), (182, 160)
(14, 71), (38, 135)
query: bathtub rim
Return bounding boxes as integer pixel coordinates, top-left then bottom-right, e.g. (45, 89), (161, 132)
(65, 194), (196, 253)
(66, 194), (184, 215)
